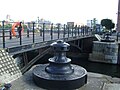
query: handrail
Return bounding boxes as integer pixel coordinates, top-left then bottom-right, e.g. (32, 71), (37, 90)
(0, 20), (93, 49)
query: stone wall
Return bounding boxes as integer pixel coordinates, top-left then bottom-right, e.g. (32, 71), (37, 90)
(89, 41), (119, 64)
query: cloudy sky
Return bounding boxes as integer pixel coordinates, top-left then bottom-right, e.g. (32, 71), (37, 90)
(0, 0), (118, 24)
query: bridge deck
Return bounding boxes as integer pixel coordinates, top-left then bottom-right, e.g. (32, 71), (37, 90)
(0, 31), (92, 54)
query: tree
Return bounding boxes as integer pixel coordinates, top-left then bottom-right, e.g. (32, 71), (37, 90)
(101, 19), (115, 30)
(4, 24), (12, 28)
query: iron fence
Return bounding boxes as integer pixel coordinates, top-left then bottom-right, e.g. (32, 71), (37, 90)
(0, 21), (92, 48)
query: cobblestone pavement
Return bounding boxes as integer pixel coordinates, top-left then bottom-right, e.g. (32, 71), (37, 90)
(11, 66), (120, 90)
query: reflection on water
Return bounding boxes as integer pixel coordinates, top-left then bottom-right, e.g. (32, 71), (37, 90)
(71, 57), (120, 78)
(71, 54), (120, 78)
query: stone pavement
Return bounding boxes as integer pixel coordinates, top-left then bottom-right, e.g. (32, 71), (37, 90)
(0, 49), (22, 84)
(11, 65), (120, 90)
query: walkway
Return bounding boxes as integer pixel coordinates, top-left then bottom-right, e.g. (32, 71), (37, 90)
(11, 66), (120, 90)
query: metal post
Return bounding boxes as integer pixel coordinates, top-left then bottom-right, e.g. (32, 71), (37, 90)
(67, 25), (69, 38)
(78, 25), (80, 36)
(37, 17), (41, 36)
(32, 22), (35, 43)
(27, 22), (30, 38)
(63, 24), (66, 38)
(58, 24), (60, 39)
(19, 22), (22, 45)
(84, 26), (86, 35)
(27, 28), (29, 38)
(117, 32), (119, 41)
(87, 26), (89, 35)
(9, 29), (12, 39)
(2, 20), (5, 48)
(81, 26), (83, 36)
(83, 26), (85, 36)
(50, 23), (53, 40)
(43, 23), (45, 41)
(98, 25), (101, 35)
(72, 25), (74, 37)
(75, 25), (77, 37)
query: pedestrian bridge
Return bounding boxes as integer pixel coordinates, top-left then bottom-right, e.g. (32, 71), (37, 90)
(0, 21), (94, 55)
(0, 21), (120, 74)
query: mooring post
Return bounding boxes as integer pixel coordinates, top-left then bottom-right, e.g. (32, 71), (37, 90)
(33, 40), (87, 89)
(45, 40), (73, 75)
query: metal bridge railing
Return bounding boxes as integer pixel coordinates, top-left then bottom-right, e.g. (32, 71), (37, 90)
(0, 21), (93, 49)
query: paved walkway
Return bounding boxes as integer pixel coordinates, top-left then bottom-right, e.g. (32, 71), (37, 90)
(11, 65), (120, 90)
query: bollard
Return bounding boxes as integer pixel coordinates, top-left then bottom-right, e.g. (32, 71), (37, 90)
(33, 40), (87, 89)
(45, 40), (73, 75)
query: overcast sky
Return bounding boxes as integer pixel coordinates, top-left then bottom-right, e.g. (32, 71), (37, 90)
(0, 0), (118, 24)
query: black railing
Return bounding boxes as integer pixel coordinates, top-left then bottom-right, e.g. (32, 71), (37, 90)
(2, 20), (5, 48)
(0, 21), (93, 49)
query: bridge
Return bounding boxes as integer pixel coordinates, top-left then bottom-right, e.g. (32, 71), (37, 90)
(0, 21), (97, 73)
(2, 21), (120, 74)
(0, 21), (94, 54)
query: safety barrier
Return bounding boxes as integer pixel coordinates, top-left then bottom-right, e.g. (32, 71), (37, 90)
(0, 20), (92, 49)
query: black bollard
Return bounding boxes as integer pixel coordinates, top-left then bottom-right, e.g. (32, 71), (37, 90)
(101, 32), (115, 42)
(45, 40), (73, 75)
(33, 40), (87, 90)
